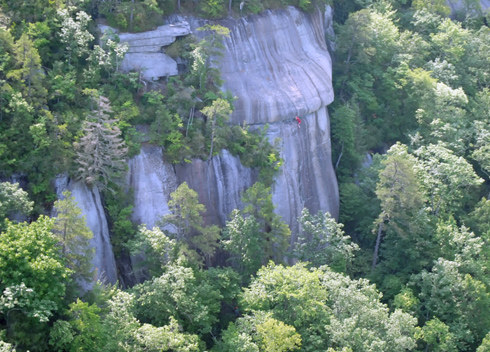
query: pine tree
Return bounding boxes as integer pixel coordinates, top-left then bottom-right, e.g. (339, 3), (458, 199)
(75, 96), (128, 192)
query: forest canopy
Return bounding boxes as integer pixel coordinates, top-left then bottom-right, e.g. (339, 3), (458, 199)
(2, 0), (490, 351)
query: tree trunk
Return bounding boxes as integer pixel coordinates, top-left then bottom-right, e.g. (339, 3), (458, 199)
(372, 219), (384, 271)
(130, 0), (135, 31)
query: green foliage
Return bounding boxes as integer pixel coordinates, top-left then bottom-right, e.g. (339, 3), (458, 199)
(240, 263), (330, 351)
(53, 190), (94, 285)
(222, 209), (263, 280)
(68, 299), (106, 352)
(102, 290), (201, 352)
(128, 226), (177, 277)
(103, 184), (136, 258)
(0, 181), (33, 230)
(99, 0), (163, 32)
(0, 217), (71, 349)
(241, 182), (291, 264)
(413, 257), (490, 350)
(321, 268), (417, 352)
(159, 182), (220, 267)
(412, 0), (451, 16)
(132, 263), (223, 335)
(477, 332), (490, 352)
(200, 0), (227, 18)
(371, 143), (433, 292)
(293, 208), (358, 271)
(414, 318), (458, 352)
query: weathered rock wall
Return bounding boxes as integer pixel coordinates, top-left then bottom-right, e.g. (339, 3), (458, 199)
(87, 7), (339, 279)
(219, 7), (334, 125)
(99, 23), (191, 81)
(128, 7), (338, 237)
(215, 6), (338, 238)
(174, 150), (257, 227)
(54, 177), (118, 285)
(128, 144), (177, 228)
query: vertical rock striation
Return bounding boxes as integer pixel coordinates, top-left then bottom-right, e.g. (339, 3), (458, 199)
(216, 6), (338, 239)
(128, 144), (177, 228)
(54, 176), (118, 285)
(174, 150), (256, 226)
(219, 7), (334, 124)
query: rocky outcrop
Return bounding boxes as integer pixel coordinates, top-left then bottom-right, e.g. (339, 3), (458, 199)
(54, 177), (118, 285)
(215, 6), (338, 239)
(128, 144), (177, 228)
(126, 7), (338, 239)
(447, 0), (490, 13)
(100, 22), (191, 80)
(219, 7), (334, 125)
(174, 150), (257, 226)
(268, 108), (338, 236)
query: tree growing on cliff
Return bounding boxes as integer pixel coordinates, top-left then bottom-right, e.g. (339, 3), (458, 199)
(74, 95), (128, 192)
(158, 182), (220, 267)
(201, 97), (232, 160)
(52, 190), (94, 285)
(0, 181), (33, 231)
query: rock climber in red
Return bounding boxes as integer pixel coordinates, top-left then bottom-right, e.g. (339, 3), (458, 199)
(295, 116), (301, 129)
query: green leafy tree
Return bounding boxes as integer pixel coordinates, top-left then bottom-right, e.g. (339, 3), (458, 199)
(412, 0), (451, 15)
(102, 290), (200, 352)
(57, 9), (94, 67)
(414, 258), (490, 350)
(414, 318), (458, 352)
(53, 190), (94, 284)
(477, 332), (490, 352)
(0, 181), (33, 230)
(240, 263), (330, 352)
(372, 143), (427, 271)
(7, 33), (46, 105)
(159, 182), (220, 266)
(132, 263), (224, 335)
(0, 217), (71, 349)
(128, 225), (177, 277)
(241, 182), (290, 264)
(293, 208), (358, 271)
(189, 25), (230, 93)
(68, 299), (106, 352)
(218, 312), (301, 352)
(321, 268), (417, 352)
(201, 98), (232, 159)
(222, 209), (262, 279)
(415, 142), (483, 216)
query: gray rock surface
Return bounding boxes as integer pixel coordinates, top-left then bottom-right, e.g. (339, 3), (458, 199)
(54, 176), (118, 285)
(174, 150), (256, 226)
(268, 108), (338, 240)
(128, 144), (177, 228)
(216, 6), (338, 233)
(118, 23), (191, 52)
(114, 7), (338, 257)
(447, 0), (490, 12)
(120, 53), (178, 81)
(99, 22), (191, 81)
(219, 7), (334, 125)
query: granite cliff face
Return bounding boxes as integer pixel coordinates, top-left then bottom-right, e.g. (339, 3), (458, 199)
(127, 7), (338, 237)
(83, 7), (339, 281)
(54, 177), (118, 286)
(216, 6), (338, 237)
